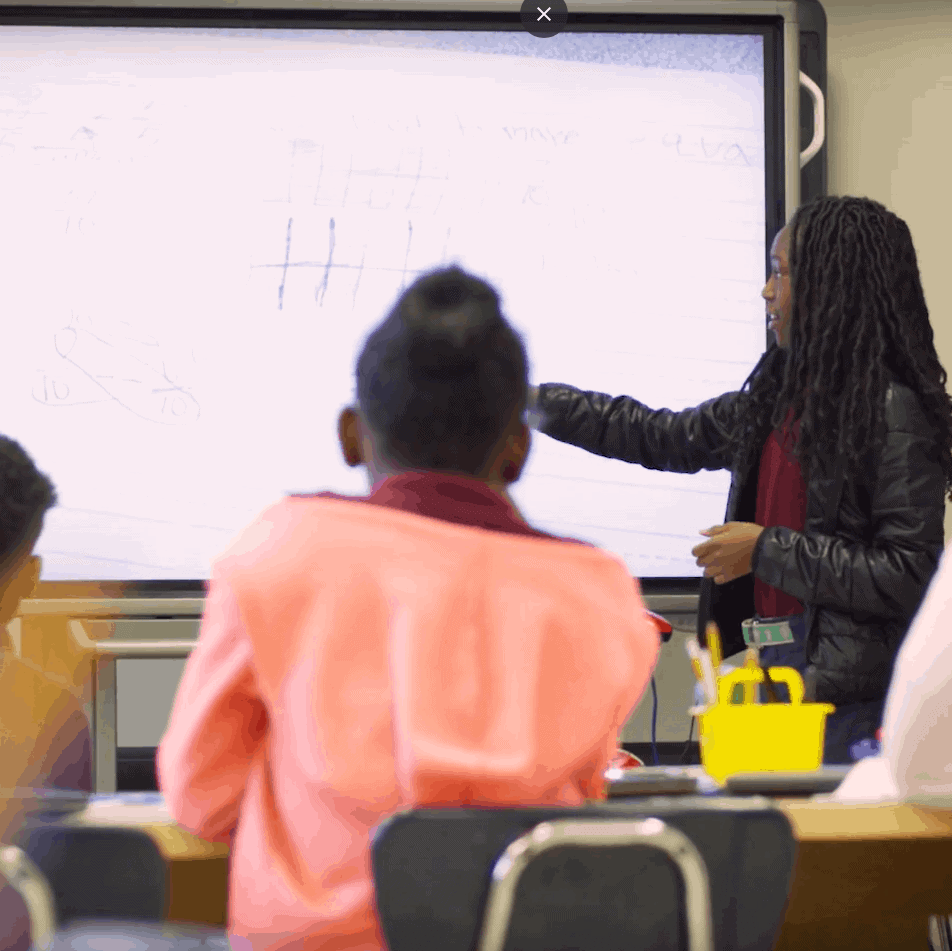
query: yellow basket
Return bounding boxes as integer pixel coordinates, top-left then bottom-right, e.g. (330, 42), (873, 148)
(696, 666), (836, 784)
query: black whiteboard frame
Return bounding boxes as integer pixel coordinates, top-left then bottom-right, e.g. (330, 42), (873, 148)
(0, 0), (826, 598)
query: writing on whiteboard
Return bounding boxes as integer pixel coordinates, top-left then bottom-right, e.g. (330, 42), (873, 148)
(33, 316), (200, 424)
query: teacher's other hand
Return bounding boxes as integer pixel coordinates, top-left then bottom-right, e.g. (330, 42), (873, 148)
(692, 522), (765, 585)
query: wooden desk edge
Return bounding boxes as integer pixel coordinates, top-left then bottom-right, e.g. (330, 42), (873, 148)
(70, 801), (952, 858)
(779, 800), (952, 840)
(72, 813), (229, 860)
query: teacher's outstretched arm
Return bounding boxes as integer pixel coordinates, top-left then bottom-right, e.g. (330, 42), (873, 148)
(528, 382), (742, 475)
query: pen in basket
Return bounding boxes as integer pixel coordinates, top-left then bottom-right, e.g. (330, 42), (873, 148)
(705, 621), (722, 672)
(742, 647), (781, 703)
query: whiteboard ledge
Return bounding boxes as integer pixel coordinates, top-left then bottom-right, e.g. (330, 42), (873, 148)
(19, 598), (205, 617)
(94, 639), (197, 655)
(643, 594), (700, 616)
(18, 594), (699, 617)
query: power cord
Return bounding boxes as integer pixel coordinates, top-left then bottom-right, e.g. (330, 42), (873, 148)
(650, 676), (660, 765)
(680, 718), (695, 764)
(649, 674), (699, 767)
(659, 620), (699, 765)
(646, 615), (703, 767)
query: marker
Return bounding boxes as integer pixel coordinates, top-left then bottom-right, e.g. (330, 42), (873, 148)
(687, 640), (705, 688)
(743, 648), (759, 704)
(699, 647), (718, 705)
(706, 622), (723, 672)
(686, 638), (717, 705)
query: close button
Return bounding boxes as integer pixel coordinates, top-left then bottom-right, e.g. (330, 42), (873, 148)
(519, 0), (568, 39)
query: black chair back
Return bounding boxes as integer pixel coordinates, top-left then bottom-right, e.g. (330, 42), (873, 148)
(13, 824), (166, 925)
(1, 825), (229, 950)
(371, 797), (796, 951)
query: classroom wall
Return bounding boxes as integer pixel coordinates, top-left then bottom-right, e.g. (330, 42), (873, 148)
(823, 0), (952, 547)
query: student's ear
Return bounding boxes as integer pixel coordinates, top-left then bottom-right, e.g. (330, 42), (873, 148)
(338, 407), (365, 468)
(501, 421), (531, 484)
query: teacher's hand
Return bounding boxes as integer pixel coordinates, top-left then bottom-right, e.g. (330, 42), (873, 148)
(692, 522), (765, 585)
(525, 385), (544, 430)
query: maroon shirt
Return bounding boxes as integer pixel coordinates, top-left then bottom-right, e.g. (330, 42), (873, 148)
(305, 471), (589, 544)
(754, 412), (807, 618)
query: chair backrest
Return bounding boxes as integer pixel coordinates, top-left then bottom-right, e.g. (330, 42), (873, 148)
(476, 815), (715, 951)
(13, 823), (167, 924)
(0, 833), (227, 951)
(370, 797), (797, 951)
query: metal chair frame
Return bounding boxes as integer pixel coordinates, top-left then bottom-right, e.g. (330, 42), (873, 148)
(475, 816), (715, 951)
(0, 844), (58, 951)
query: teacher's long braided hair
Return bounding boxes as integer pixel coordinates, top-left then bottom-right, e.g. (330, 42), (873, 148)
(729, 195), (952, 498)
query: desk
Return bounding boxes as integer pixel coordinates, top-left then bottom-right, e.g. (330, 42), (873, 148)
(68, 796), (952, 948)
(66, 795), (228, 926)
(777, 800), (952, 951)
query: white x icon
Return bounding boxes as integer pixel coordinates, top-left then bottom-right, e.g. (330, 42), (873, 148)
(536, 6), (551, 20)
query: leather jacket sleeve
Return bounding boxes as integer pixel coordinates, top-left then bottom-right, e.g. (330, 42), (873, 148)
(752, 387), (946, 621)
(537, 383), (742, 473)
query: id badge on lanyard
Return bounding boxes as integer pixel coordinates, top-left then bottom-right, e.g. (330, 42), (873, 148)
(741, 616), (796, 647)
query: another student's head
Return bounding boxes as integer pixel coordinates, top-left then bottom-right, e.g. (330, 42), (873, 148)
(338, 267), (530, 488)
(0, 438), (56, 627)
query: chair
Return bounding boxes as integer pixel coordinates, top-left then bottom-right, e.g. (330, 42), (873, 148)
(14, 823), (167, 924)
(371, 797), (797, 951)
(0, 843), (57, 951)
(0, 822), (227, 950)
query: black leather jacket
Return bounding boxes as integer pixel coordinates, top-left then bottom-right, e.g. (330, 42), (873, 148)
(537, 381), (946, 704)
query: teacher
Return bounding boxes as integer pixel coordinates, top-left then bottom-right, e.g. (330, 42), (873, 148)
(527, 195), (952, 764)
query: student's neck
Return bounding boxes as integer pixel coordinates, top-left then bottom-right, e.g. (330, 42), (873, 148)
(375, 468), (503, 489)
(373, 469), (525, 514)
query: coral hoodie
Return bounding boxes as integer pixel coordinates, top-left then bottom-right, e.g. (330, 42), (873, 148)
(158, 475), (659, 951)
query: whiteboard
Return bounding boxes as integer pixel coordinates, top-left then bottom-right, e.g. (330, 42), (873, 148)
(0, 26), (767, 580)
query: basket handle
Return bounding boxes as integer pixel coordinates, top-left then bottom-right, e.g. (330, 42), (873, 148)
(716, 666), (805, 706)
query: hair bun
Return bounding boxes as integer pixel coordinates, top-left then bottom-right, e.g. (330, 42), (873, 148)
(415, 353), (481, 380)
(407, 328), (484, 380)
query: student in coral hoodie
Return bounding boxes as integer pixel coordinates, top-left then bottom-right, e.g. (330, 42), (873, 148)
(157, 267), (660, 951)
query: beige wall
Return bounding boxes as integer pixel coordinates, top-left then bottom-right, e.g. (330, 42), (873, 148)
(824, 0), (952, 540)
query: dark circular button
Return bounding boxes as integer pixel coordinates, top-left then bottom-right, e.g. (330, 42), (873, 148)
(520, 0), (568, 38)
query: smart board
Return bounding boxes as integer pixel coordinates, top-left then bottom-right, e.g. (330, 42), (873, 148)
(0, 25), (771, 580)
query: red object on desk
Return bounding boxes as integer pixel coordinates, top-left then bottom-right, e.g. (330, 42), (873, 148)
(646, 611), (672, 636)
(608, 750), (645, 770)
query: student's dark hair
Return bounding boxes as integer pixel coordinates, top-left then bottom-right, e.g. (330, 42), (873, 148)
(730, 196), (952, 498)
(355, 266), (529, 474)
(0, 436), (57, 571)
